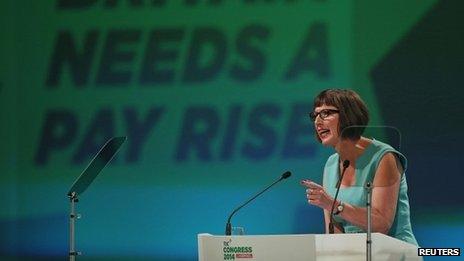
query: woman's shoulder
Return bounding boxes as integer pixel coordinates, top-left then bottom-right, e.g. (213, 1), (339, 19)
(370, 139), (408, 173)
(323, 153), (339, 187)
(325, 153), (339, 167)
(370, 138), (394, 151)
(370, 139), (398, 156)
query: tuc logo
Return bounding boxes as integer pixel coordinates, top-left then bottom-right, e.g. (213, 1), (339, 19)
(222, 239), (253, 260)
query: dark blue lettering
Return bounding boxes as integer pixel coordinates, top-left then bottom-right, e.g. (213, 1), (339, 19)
(175, 106), (219, 161)
(72, 109), (115, 164)
(57, 0), (97, 9)
(230, 24), (269, 81)
(46, 30), (99, 87)
(104, 0), (144, 8)
(220, 105), (243, 160)
(96, 30), (141, 86)
(242, 104), (280, 160)
(182, 27), (226, 83)
(140, 28), (184, 85)
(124, 107), (164, 162)
(282, 103), (316, 158)
(35, 110), (78, 165)
(284, 22), (329, 80)
(184, 0), (223, 5)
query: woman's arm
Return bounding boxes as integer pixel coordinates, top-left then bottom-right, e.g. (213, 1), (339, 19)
(323, 209), (344, 233)
(304, 152), (401, 234)
(337, 152), (401, 233)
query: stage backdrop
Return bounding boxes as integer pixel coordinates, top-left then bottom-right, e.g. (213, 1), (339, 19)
(1, 0), (463, 260)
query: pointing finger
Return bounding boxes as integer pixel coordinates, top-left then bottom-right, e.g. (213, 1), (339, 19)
(306, 182), (323, 190)
(300, 179), (312, 187)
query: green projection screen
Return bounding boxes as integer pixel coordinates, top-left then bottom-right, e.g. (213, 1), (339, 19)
(2, 0), (463, 260)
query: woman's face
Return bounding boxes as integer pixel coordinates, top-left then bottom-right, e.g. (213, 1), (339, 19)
(313, 104), (340, 147)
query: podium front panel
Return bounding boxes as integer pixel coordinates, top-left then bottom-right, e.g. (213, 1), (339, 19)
(198, 234), (316, 261)
(198, 233), (421, 261)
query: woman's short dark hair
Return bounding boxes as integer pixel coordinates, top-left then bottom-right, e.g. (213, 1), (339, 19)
(313, 89), (369, 141)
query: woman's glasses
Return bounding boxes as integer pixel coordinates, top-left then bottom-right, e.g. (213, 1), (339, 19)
(309, 109), (339, 121)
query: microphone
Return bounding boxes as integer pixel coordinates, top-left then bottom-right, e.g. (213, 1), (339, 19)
(225, 171), (292, 235)
(329, 160), (350, 234)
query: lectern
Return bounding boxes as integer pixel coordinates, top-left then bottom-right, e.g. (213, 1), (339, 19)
(67, 137), (126, 261)
(198, 233), (421, 261)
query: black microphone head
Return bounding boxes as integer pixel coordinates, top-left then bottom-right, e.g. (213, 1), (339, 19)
(282, 171), (292, 179)
(343, 160), (350, 168)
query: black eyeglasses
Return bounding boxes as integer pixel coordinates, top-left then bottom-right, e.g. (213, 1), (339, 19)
(309, 109), (339, 121)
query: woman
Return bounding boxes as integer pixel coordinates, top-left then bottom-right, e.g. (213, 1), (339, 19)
(301, 89), (418, 245)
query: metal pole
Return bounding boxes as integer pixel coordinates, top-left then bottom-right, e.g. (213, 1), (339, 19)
(69, 192), (80, 261)
(365, 182), (372, 261)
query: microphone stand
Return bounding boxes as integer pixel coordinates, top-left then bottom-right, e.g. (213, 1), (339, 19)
(225, 172), (291, 235)
(365, 181), (373, 261)
(329, 160), (350, 234)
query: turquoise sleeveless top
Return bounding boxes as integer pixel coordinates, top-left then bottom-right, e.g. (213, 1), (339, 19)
(323, 139), (418, 245)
